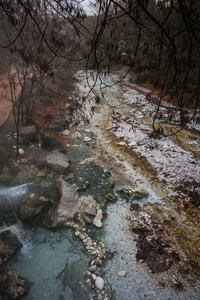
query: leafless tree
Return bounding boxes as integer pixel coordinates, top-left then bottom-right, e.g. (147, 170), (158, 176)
(0, 0), (199, 134)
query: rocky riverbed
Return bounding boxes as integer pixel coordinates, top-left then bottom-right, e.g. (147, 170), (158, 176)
(0, 69), (200, 300)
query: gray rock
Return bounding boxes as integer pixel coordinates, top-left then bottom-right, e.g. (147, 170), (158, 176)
(95, 277), (104, 291)
(88, 265), (97, 273)
(19, 123), (41, 141)
(63, 130), (70, 136)
(91, 274), (97, 282)
(20, 159), (28, 164)
(45, 150), (69, 172)
(48, 179), (80, 226)
(79, 196), (97, 216)
(98, 294), (103, 300)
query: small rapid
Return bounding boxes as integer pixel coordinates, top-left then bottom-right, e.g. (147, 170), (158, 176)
(0, 183), (91, 300)
(0, 183), (32, 203)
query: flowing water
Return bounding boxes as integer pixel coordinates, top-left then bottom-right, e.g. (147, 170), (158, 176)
(0, 184), (91, 300)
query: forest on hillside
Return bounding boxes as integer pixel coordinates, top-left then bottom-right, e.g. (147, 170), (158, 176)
(0, 0), (199, 138)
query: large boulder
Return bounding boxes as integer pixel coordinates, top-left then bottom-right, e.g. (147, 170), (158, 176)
(42, 180), (99, 227)
(0, 230), (22, 264)
(19, 123), (41, 141)
(47, 179), (80, 226)
(41, 135), (66, 153)
(45, 150), (69, 172)
(6, 270), (31, 299)
(19, 193), (50, 222)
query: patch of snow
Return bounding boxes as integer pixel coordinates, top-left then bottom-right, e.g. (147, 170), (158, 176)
(112, 118), (200, 195)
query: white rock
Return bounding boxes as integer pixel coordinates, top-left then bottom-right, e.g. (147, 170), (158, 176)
(63, 130), (70, 136)
(95, 277), (104, 291)
(91, 274), (97, 281)
(84, 136), (91, 142)
(117, 142), (127, 146)
(19, 148), (24, 155)
(93, 209), (103, 228)
(118, 270), (127, 277)
(72, 131), (81, 138)
(87, 271), (91, 276)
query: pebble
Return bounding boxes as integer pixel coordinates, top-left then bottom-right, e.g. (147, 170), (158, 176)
(95, 277), (104, 291)
(94, 258), (102, 266)
(118, 270), (127, 277)
(84, 137), (91, 142)
(93, 209), (103, 228)
(86, 279), (91, 284)
(91, 274), (97, 281)
(63, 130), (70, 136)
(88, 265), (97, 273)
(87, 271), (91, 276)
(98, 294), (103, 300)
(36, 171), (46, 178)
(19, 148), (24, 155)
(21, 158), (28, 164)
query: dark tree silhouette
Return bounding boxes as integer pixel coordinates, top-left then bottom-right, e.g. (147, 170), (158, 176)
(0, 0), (200, 133)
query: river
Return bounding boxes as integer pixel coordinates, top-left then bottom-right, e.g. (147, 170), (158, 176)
(1, 69), (200, 299)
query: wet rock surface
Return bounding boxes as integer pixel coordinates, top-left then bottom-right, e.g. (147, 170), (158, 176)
(19, 193), (50, 223)
(65, 161), (114, 203)
(0, 197), (17, 226)
(5, 270), (31, 299)
(0, 231), (22, 264)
